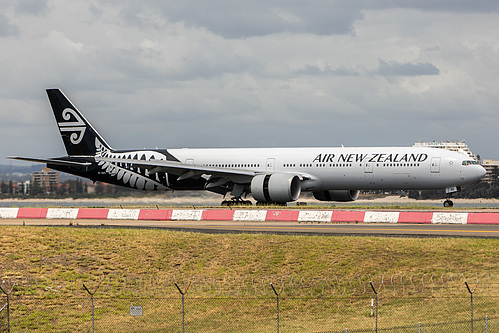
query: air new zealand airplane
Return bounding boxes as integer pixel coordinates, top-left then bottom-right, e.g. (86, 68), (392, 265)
(9, 89), (486, 207)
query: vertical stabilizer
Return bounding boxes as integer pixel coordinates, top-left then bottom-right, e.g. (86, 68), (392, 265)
(47, 88), (112, 156)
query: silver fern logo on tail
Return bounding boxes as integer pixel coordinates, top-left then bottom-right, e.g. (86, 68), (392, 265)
(95, 138), (169, 191)
(58, 108), (86, 145)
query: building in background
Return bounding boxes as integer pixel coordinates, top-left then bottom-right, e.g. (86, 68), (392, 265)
(17, 180), (31, 194)
(413, 140), (478, 161)
(32, 167), (59, 193)
(482, 159), (499, 184)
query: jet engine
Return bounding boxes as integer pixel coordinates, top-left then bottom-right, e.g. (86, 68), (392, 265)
(313, 189), (360, 202)
(251, 174), (301, 203)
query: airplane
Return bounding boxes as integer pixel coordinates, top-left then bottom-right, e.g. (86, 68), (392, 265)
(9, 89), (486, 207)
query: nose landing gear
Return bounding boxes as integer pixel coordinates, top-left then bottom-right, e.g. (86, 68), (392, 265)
(443, 186), (460, 208)
(443, 199), (453, 207)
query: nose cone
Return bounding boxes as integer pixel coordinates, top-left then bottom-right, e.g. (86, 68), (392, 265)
(478, 165), (486, 179)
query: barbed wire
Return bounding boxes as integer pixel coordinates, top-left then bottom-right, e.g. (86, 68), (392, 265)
(1, 273), (497, 298)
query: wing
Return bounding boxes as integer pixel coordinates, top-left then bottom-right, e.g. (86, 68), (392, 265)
(95, 156), (258, 186)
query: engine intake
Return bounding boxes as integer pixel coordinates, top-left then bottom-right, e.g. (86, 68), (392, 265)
(313, 190), (360, 202)
(251, 174), (301, 203)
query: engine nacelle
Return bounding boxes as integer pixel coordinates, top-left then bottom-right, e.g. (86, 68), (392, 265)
(313, 190), (360, 202)
(251, 174), (301, 203)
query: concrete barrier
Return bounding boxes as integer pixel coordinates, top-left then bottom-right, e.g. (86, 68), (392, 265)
(266, 210), (300, 222)
(17, 208), (48, 219)
(364, 211), (400, 223)
(298, 210), (333, 223)
(432, 212), (468, 224)
(201, 209), (235, 221)
(46, 208), (79, 219)
(171, 209), (203, 221)
(0, 208), (19, 219)
(331, 211), (365, 223)
(2, 208), (499, 224)
(77, 208), (109, 219)
(138, 209), (173, 221)
(107, 209), (140, 220)
(398, 212), (433, 224)
(233, 210), (267, 222)
(467, 212), (499, 224)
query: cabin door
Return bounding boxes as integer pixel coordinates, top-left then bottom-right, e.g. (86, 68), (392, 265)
(266, 158), (275, 172)
(430, 157), (440, 173)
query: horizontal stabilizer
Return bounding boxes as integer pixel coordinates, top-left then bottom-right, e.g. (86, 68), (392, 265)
(7, 156), (92, 167)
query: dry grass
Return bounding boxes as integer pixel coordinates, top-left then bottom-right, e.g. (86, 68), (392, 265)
(1, 226), (498, 279)
(1, 226), (498, 332)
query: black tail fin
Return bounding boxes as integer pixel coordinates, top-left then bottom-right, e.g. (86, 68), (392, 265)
(47, 88), (113, 156)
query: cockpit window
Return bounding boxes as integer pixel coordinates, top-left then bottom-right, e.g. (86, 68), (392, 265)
(462, 160), (479, 166)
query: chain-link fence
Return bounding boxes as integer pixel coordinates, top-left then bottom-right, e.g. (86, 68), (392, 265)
(0, 300), (8, 333)
(3, 295), (498, 332)
(1, 274), (497, 332)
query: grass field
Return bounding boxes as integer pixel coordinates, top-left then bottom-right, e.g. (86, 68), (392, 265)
(2, 226), (498, 278)
(1, 226), (498, 331)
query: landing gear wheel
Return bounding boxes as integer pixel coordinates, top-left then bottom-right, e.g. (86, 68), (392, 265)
(256, 201), (287, 207)
(443, 200), (454, 208)
(221, 200), (252, 206)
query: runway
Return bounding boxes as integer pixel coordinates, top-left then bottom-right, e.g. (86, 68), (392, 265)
(1, 218), (498, 238)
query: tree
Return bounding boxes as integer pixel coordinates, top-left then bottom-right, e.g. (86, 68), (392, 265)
(56, 183), (67, 196)
(408, 190), (420, 200)
(30, 181), (44, 196)
(1, 182), (8, 194)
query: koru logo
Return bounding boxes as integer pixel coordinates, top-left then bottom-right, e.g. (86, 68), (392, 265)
(58, 108), (86, 145)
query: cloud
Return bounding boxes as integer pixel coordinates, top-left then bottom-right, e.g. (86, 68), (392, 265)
(102, 0), (365, 38)
(376, 60), (440, 76)
(296, 65), (361, 76)
(370, 1), (499, 13)
(102, 0), (499, 39)
(0, 13), (19, 37)
(14, 0), (50, 15)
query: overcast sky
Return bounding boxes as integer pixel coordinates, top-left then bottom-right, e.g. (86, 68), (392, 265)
(2, 0), (499, 165)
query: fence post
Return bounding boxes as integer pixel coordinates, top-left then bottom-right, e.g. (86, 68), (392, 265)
(370, 282), (378, 333)
(0, 283), (16, 333)
(270, 283), (282, 333)
(485, 315), (488, 333)
(465, 281), (478, 333)
(83, 282), (100, 333)
(175, 282), (191, 333)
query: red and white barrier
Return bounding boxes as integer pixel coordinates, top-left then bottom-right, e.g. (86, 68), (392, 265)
(1, 208), (498, 224)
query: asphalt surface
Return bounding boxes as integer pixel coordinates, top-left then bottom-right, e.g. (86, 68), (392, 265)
(1, 219), (498, 238)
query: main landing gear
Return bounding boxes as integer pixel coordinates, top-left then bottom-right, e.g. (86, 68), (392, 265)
(221, 184), (252, 206)
(217, 184), (288, 207)
(221, 199), (252, 206)
(256, 201), (287, 207)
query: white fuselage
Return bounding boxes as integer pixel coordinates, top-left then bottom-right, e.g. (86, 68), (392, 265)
(167, 146), (485, 192)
